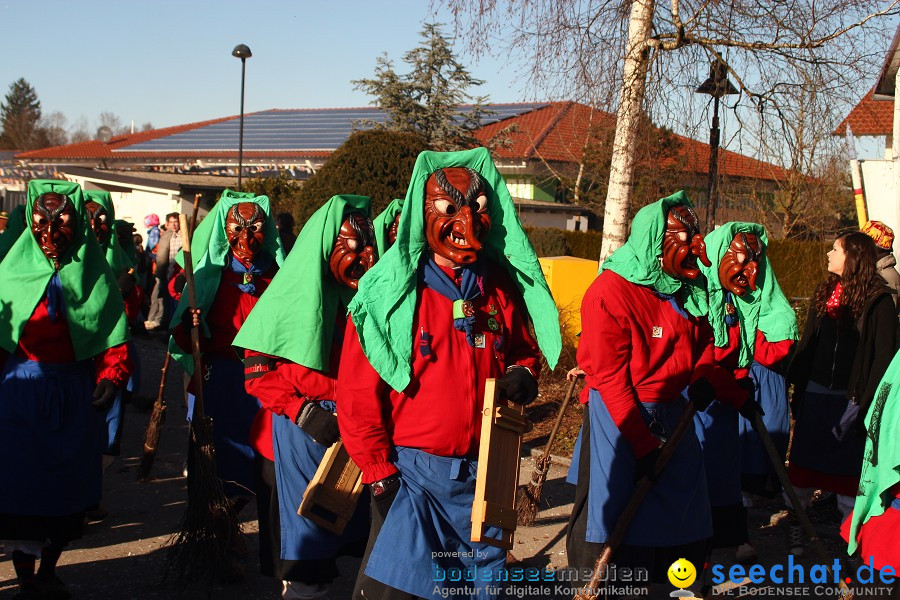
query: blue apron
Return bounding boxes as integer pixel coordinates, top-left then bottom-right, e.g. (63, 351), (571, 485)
(364, 447), (506, 600)
(583, 388), (712, 546)
(693, 399), (741, 507)
(738, 361), (789, 474)
(188, 355), (260, 497)
(271, 400), (368, 561)
(0, 356), (103, 515)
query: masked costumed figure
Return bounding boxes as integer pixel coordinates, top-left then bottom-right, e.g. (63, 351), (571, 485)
(233, 195), (376, 600)
(168, 190), (284, 501)
(373, 198), (404, 255)
(337, 148), (561, 600)
(0, 204), (28, 263)
(842, 348), (900, 578)
(0, 180), (132, 599)
(693, 223), (797, 558)
(565, 192), (760, 584)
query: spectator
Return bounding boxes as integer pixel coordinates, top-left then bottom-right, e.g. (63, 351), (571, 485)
(144, 214), (160, 258)
(275, 212), (296, 255)
(861, 220), (900, 311)
(146, 212), (181, 330)
(785, 232), (898, 555)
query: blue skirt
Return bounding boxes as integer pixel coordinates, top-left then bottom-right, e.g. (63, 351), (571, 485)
(693, 399), (741, 507)
(103, 392), (124, 456)
(0, 356), (103, 516)
(790, 382), (863, 478)
(271, 400), (368, 561)
(364, 447), (506, 600)
(738, 361), (789, 475)
(189, 355), (260, 497)
(580, 389), (711, 546)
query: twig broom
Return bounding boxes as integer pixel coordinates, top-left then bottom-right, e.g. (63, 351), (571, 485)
(136, 351), (171, 481)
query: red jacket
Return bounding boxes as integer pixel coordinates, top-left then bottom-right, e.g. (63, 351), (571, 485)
(715, 324), (793, 379)
(576, 270), (747, 459)
(2, 292), (131, 386)
(336, 262), (542, 483)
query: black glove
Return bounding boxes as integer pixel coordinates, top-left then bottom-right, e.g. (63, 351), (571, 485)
(688, 377), (715, 412)
(92, 379), (117, 410)
(296, 401), (340, 446)
(739, 397), (765, 425)
(633, 447), (662, 484)
(498, 366), (538, 406)
(369, 474), (401, 520)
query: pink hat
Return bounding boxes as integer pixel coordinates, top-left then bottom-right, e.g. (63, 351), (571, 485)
(144, 214), (160, 228)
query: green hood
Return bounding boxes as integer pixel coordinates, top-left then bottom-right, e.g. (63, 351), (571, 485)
(601, 190), (707, 317)
(348, 147), (562, 393)
(168, 189), (284, 375)
(848, 349), (900, 554)
(0, 205), (27, 263)
(698, 222), (798, 367)
(0, 180), (129, 359)
(373, 198), (404, 256)
(232, 195), (372, 371)
(83, 190), (134, 275)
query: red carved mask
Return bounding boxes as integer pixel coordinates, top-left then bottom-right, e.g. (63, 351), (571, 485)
(388, 213), (401, 248)
(225, 202), (266, 266)
(661, 205), (710, 280)
(329, 213), (376, 290)
(31, 192), (77, 265)
(85, 200), (111, 245)
(718, 232), (762, 295)
(424, 167), (490, 266)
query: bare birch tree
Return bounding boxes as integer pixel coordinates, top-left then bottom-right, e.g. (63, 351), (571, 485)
(446, 0), (899, 257)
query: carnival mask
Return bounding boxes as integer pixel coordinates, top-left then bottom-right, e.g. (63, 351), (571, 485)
(388, 213), (401, 248)
(85, 201), (111, 245)
(329, 213), (376, 290)
(661, 205), (710, 280)
(31, 192), (77, 265)
(226, 202), (266, 266)
(424, 167), (491, 266)
(718, 232), (762, 296)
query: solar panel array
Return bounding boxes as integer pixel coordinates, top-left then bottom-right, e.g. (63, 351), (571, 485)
(117, 104), (547, 153)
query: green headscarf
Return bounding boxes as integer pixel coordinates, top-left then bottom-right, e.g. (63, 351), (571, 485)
(698, 222), (798, 367)
(231, 194), (370, 371)
(847, 348), (900, 554)
(168, 189), (284, 375)
(0, 180), (129, 360)
(348, 148), (562, 393)
(601, 190), (707, 317)
(0, 205), (27, 263)
(373, 198), (404, 255)
(83, 190), (133, 275)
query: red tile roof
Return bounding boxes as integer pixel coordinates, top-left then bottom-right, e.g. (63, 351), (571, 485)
(474, 101), (790, 181)
(834, 89), (893, 136)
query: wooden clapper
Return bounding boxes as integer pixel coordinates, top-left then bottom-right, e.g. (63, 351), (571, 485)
(298, 439), (364, 535)
(471, 378), (533, 550)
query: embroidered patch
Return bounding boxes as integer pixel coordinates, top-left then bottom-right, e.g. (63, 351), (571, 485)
(488, 317), (500, 331)
(652, 326), (663, 338)
(487, 303), (498, 316)
(473, 333), (486, 348)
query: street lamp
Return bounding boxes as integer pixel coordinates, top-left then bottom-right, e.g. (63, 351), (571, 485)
(696, 59), (738, 230)
(232, 43), (252, 189)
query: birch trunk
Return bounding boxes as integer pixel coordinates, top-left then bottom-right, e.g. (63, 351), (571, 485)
(599, 0), (655, 264)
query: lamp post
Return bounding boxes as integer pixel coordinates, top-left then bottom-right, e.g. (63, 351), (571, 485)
(232, 44), (252, 189)
(696, 59), (738, 230)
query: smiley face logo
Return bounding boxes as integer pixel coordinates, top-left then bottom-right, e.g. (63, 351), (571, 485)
(667, 558), (696, 589)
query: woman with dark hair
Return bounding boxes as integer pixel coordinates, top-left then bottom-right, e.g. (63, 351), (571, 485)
(785, 232), (898, 555)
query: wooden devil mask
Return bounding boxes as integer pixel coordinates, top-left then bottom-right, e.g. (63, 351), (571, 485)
(31, 192), (77, 265)
(424, 167), (491, 266)
(661, 204), (710, 280)
(329, 212), (376, 290)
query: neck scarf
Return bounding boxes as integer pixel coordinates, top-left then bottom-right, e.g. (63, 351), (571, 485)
(421, 258), (483, 346)
(826, 282), (843, 319)
(228, 252), (274, 295)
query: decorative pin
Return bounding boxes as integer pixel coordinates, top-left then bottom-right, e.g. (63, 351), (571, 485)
(473, 333), (486, 349)
(652, 326), (663, 338)
(725, 302), (736, 316)
(418, 327), (432, 357)
(243, 273), (253, 285)
(488, 317), (500, 331)
(462, 300), (475, 318)
(487, 304), (498, 316)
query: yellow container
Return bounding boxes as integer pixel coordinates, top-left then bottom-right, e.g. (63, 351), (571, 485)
(538, 256), (599, 345)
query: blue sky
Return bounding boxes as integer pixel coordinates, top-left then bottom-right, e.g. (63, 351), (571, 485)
(0, 0), (525, 131)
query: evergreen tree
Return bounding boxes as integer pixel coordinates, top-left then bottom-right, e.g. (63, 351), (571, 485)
(353, 23), (489, 151)
(1, 78), (42, 150)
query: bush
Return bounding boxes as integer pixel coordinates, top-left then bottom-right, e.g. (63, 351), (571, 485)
(563, 229), (603, 260)
(766, 239), (829, 300)
(525, 226), (570, 257)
